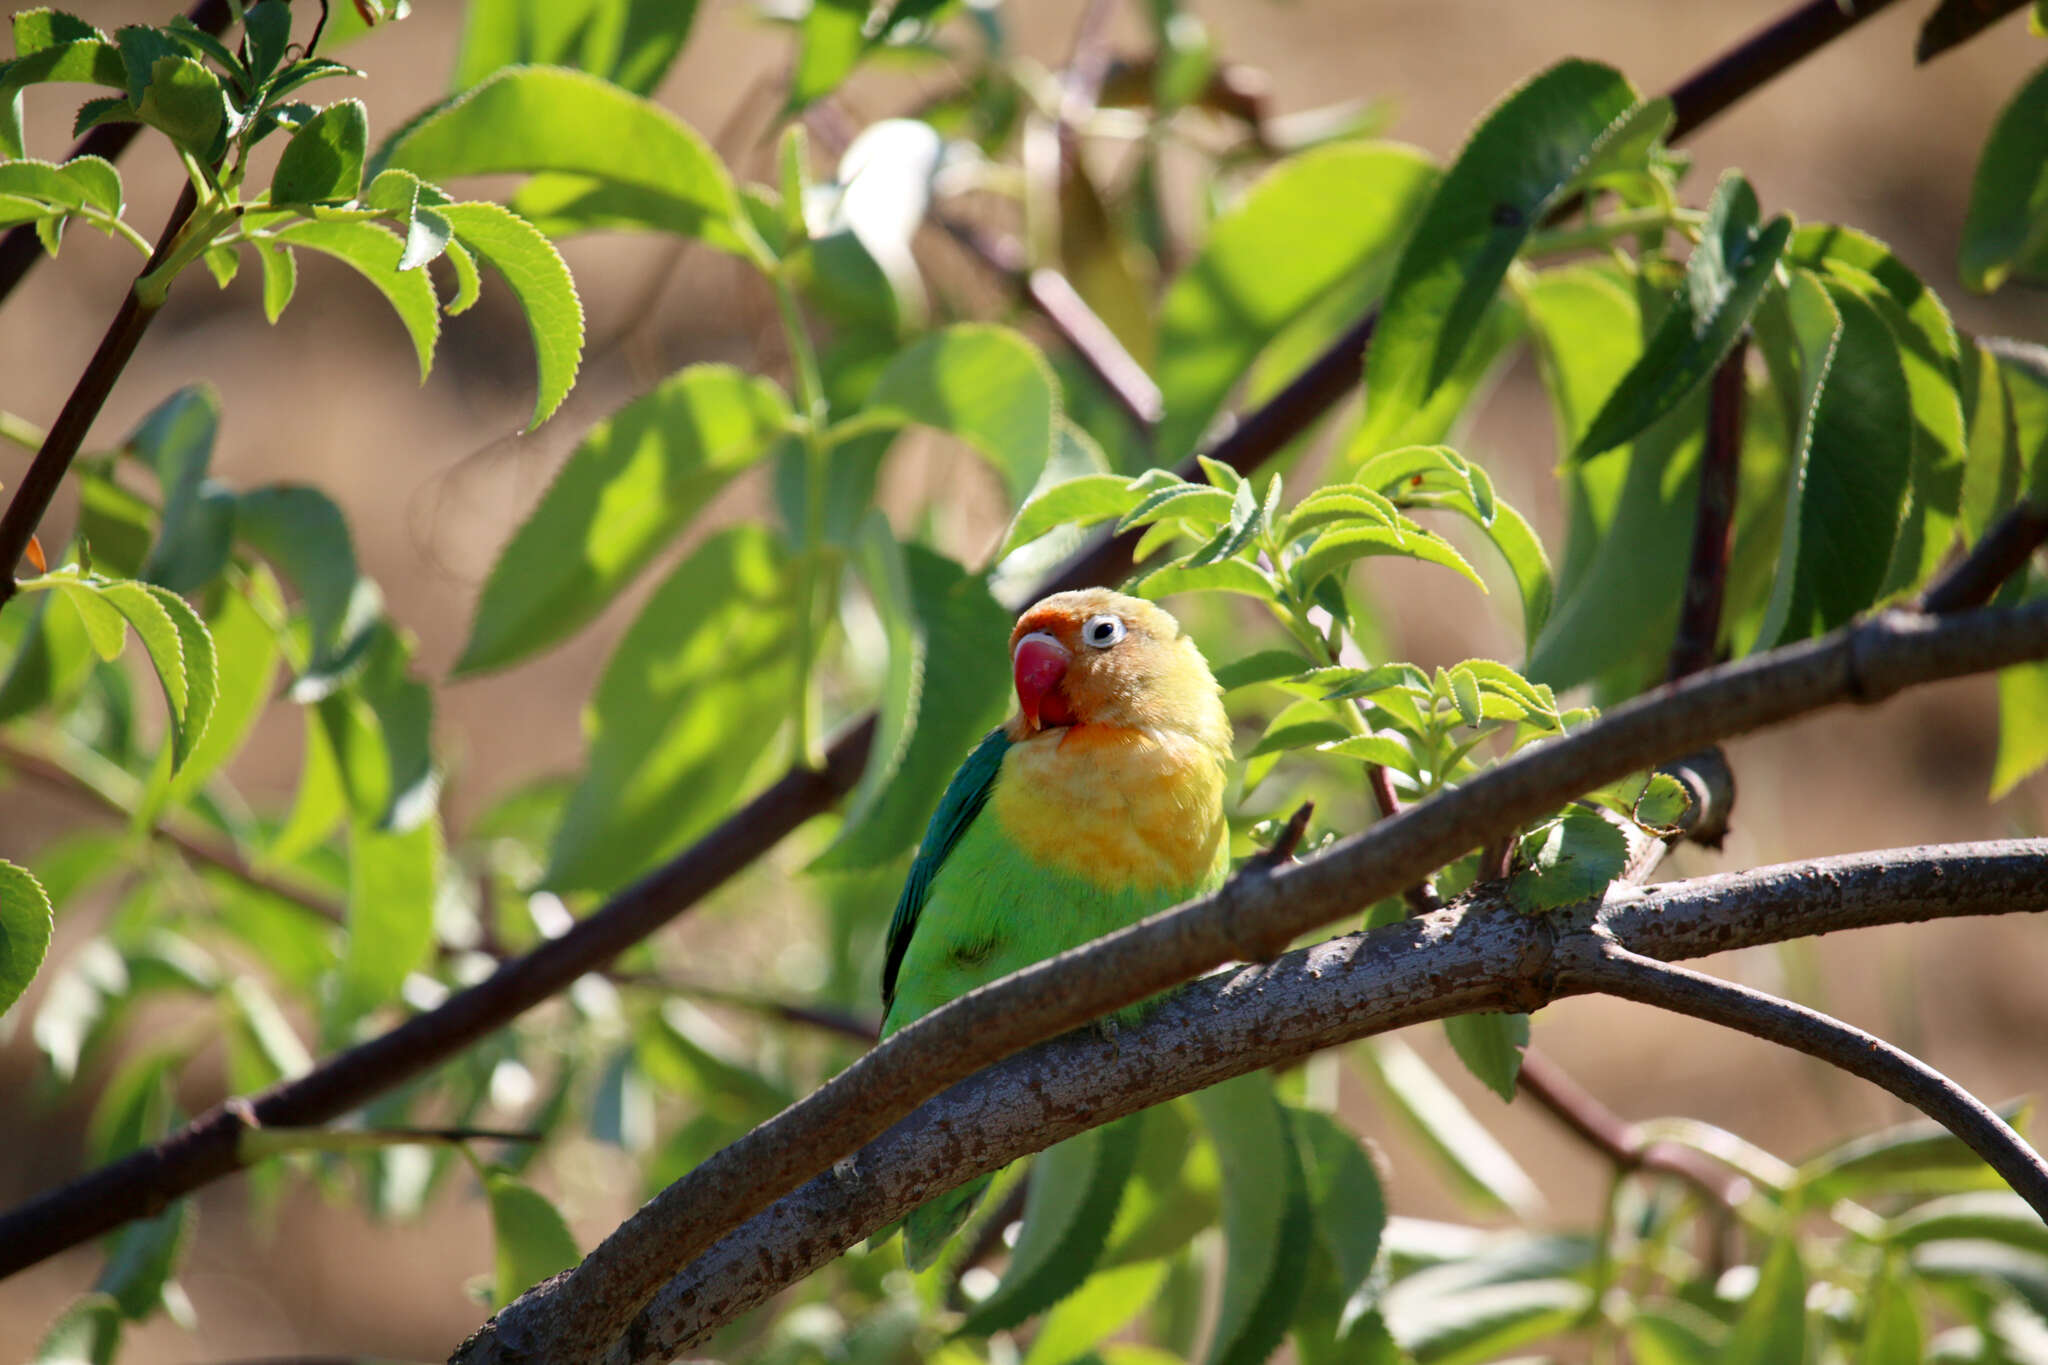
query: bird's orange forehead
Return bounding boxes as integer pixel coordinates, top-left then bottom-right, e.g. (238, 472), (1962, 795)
(1010, 588), (1157, 649)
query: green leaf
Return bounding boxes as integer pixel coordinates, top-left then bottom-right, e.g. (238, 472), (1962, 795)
(1192, 1074), (1316, 1365)
(269, 705), (347, 863)
(545, 527), (798, 893)
(1098, 1102), (1219, 1269)
(1155, 142), (1438, 459)
(453, 0), (699, 96)
(130, 52), (225, 156)
(376, 66), (754, 260)
(336, 815), (440, 1023)
(1355, 1037), (1543, 1217)
(1319, 733), (1415, 772)
(483, 1167), (580, 1307)
(1020, 1258), (1171, 1365)
(0, 860), (54, 1017)
(0, 38), (126, 160)
(1626, 1305), (1724, 1365)
(1858, 1260), (1924, 1365)
(271, 98), (367, 203)
(438, 201), (585, 428)
(32, 1293), (121, 1365)
(221, 974), (313, 1091)
(1290, 524), (1486, 597)
(863, 324), (1059, 501)
(1884, 1192), (2048, 1253)
(1214, 649), (1317, 692)
(1799, 1102), (2035, 1201)
(1508, 806), (1631, 911)
(1350, 294), (1526, 462)
(1574, 172), (1791, 460)
(1001, 473), (1144, 557)
(1131, 556), (1278, 603)
(242, 2), (291, 81)
(1115, 482), (1235, 535)
(820, 547), (1010, 869)
(1525, 262), (1644, 579)
(1994, 655), (2048, 798)
(27, 575), (218, 772)
(251, 237), (297, 321)
(273, 219), (439, 381)
(86, 1046), (178, 1166)
(787, 0), (866, 111)
(15, 10), (105, 54)
(1289, 1107), (1387, 1331)
(1752, 274), (1914, 647)
(837, 513), (925, 834)
(1722, 1237), (1807, 1365)
(1789, 225), (1967, 595)
(455, 365), (787, 673)
(233, 483), (369, 683)
(1442, 1013), (1528, 1102)
(96, 1198), (191, 1320)
(141, 571), (281, 820)
(125, 384), (234, 595)
(961, 1117), (1143, 1335)
(1363, 60), (1638, 441)
(1961, 60), (2048, 292)
(1383, 1275), (1589, 1365)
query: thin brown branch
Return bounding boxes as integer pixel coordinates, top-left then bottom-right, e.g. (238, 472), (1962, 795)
(587, 838), (2048, 1361)
(1667, 0), (1900, 141)
(1919, 501), (2048, 615)
(0, 736), (347, 923)
(1563, 943), (2048, 1219)
(0, 182), (198, 609)
(0, 0), (234, 310)
(938, 217), (1164, 432)
(0, 721), (875, 1280)
(1515, 1049), (1748, 1208)
(450, 603), (2048, 1362)
(1668, 339), (1748, 682)
(605, 973), (880, 1043)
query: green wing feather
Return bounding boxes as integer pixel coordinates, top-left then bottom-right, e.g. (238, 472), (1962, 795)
(881, 725), (1012, 1011)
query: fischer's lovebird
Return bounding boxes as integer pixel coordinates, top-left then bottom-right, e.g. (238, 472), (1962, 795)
(877, 587), (1234, 1268)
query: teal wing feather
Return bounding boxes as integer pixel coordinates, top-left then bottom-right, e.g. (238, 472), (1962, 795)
(881, 725), (1012, 1011)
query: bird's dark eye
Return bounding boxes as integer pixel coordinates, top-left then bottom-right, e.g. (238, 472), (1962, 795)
(1082, 614), (1126, 649)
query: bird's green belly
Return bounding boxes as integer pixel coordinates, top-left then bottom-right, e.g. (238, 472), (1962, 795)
(881, 817), (1224, 1036)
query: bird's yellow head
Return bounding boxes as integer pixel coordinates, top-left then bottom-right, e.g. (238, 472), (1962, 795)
(1005, 589), (1231, 755)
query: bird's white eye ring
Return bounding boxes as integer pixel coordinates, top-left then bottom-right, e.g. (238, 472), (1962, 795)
(1082, 614), (1126, 649)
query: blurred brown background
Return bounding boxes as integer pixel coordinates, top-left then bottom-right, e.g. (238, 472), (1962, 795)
(3, 0), (2046, 1358)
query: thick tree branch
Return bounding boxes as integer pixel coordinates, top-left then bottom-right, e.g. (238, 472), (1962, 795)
(452, 603), (2048, 1362)
(580, 839), (2048, 1361)
(0, 182), (198, 609)
(1561, 943), (2048, 1217)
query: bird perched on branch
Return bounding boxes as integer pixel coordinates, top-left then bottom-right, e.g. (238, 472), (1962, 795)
(877, 587), (1234, 1268)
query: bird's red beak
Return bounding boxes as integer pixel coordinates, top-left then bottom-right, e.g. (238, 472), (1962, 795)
(1013, 631), (1074, 732)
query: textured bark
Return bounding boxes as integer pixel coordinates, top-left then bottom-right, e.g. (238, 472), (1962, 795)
(586, 840), (2048, 1362)
(451, 599), (2048, 1363)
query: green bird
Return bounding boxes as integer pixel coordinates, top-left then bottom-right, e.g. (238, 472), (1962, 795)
(878, 587), (1234, 1268)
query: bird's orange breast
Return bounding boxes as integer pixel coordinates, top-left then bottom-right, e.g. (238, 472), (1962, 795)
(990, 724), (1228, 892)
